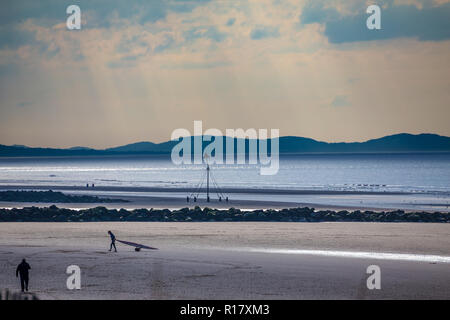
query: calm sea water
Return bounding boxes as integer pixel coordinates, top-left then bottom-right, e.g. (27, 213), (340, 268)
(0, 153), (449, 194)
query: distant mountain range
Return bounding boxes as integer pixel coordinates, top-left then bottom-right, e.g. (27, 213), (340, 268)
(1, 133), (449, 157)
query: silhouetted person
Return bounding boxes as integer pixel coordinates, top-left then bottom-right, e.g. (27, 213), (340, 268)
(187, 196), (189, 202)
(16, 259), (31, 292)
(108, 231), (117, 252)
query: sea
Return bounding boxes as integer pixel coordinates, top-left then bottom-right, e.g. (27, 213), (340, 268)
(0, 153), (448, 194)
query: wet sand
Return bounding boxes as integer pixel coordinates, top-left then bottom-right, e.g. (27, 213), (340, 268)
(0, 184), (409, 195)
(1, 222), (449, 299)
(0, 184), (449, 212)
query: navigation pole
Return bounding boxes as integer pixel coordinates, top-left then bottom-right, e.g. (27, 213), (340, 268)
(206, 163), (210, 202)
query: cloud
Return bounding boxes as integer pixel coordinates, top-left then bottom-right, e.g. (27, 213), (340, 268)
(161, 60), (231, 69)
(0, 25), (37, 49)
(300, 1), (340, 25)
(154, 35), (176, 53)
(0, 0), (66, 26)
(301, 1), (450, 43)
(0, 0), (212, 41)
(16, 101), (33, 108)
(226, 17), (236, 26)
(250, 26), (280, 40)
(0, 63), (16, 75)
(331, 95), (350, 107)
(184, 26), (227, 42)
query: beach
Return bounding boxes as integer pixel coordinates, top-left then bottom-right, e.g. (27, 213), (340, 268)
(1, 222), (450, 299)
(1, 155), (449, 300)
(2, 0), (450, 306)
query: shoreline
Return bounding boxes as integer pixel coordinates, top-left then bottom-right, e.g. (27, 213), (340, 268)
(0, 184), (412, 195)
(0, 184), (449, 213)
(0, 195), (393, 212)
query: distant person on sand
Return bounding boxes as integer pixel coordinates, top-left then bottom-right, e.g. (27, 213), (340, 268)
(16, 259), (31, 292)
(108, 231), (117, 252)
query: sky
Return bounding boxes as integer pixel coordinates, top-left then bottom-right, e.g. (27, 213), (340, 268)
(0, 0), (449, 148)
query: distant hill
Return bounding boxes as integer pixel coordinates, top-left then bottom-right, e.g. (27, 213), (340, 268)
(0, 133), (449, 157)
(278, 133), (450, 153)
(66, 146), (94, 151)
(105, 141), (176, 153)
(11, 144), (30, 149)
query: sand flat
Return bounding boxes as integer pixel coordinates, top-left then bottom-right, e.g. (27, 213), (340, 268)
(1, 222), (450, 299)
(1, 185), (449, 212)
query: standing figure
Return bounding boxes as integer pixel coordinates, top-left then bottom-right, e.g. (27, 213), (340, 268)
(16, 259), (31, 292)
(108, 230), (117, 252)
